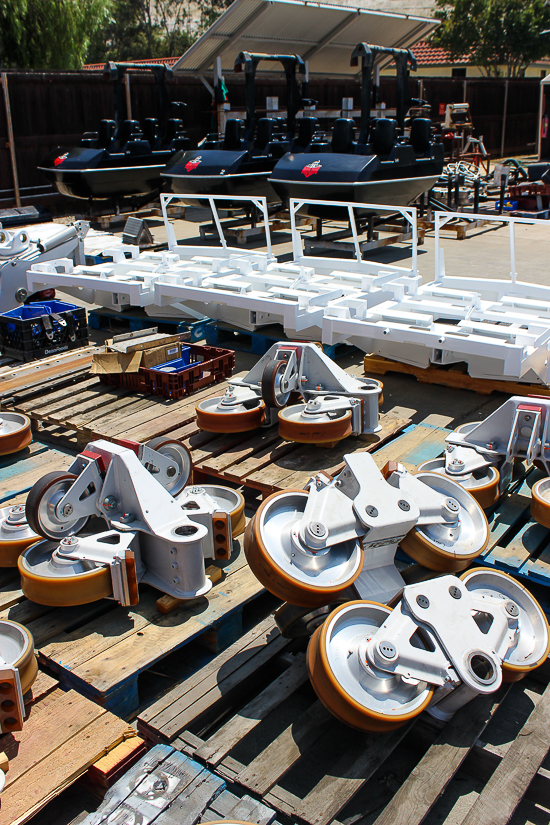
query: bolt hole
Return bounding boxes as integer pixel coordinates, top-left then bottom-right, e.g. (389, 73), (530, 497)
(469, 653), (495, 683)
(0, 683), (12, 694)
(1, 700), (14, 712)
(175, 525), (198, 536)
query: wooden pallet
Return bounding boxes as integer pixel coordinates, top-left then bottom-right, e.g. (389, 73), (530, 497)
(204, 322), (355, 360)
(0, 668), (138, 825)
(2, 360), (415, 483)
(363, 353), (550, 397)
(0, 438), (267, 718)
(78, 744), (282, 825)
(88, 309), (210, 343)
(173, 654), (550, 825)
(418, 216), (492, 240)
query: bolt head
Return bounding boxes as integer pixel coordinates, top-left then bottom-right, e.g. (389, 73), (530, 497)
(449, 585), (462, 599)
(505, 601), (519, 618)
(365, 505), (379, 518)
(62, 503), (73, 516)
(416, 594), (430, 609)
(166, 466), (177, 478)
(445, 497), (460, 513)
(398, 499), (410, 512)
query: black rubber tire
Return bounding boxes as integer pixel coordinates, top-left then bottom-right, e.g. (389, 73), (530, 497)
(261, 359), (291, 409)
(25, 471), (88, 540)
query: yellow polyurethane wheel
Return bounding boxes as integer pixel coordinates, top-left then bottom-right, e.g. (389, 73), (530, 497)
(307, 601), (434, 732)
(244, 491), (364, 608)
(18, 540), (113, 607)
(530, 477), (550, 529)
(460, 567), (550, 682)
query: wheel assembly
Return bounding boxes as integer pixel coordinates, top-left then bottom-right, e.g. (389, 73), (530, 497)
(245, 453), (489, 608)
(144, 437), (192, 496)
(417, 458), (500, 510)
(196, 394), (266, 433)
(245, 489), (364, 608)
(19, 438), (242, 607)
(0, 413), (32, 456)
(460, 568), (550, 681)
(306, 570), (549, 730)
(177, 484), (246, 537)
(278, 403), (353, 445)
(422, 396), (550, 502)
(0, 505), (40, 566)
(274, 601), (348, 639)
(195, 341), (382, 443)
(26, 471), (90, 540)
(530, 477), (550, 528)
(0, 619), (38, 732)
(307, 601), (434, 731)
(19, 538), (114, 606)
(400, 471), (489, 572)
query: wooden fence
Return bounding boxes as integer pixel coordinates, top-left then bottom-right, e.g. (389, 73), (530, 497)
(0, 69), (541, 208)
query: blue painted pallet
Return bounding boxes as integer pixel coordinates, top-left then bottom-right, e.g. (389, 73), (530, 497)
(204, 320), (357, 359)
(88, 310), (210, 343)
(394, 433), (550, 602)
(81, 744), (279, 825)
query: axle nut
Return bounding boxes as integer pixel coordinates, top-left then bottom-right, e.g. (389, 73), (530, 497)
(378, 641), (397, 660)
(505, 601), (519, 618)
(62, 503), (74, 517)
(166, 466), (177, 478)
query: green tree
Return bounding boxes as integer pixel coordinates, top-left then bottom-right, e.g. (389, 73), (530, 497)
(87, 0), (194, 63)
(0, 0), (111, 69)
(432, 0), (550, 77)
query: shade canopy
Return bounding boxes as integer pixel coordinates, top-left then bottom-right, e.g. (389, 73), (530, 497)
(173, 0), (438, 78)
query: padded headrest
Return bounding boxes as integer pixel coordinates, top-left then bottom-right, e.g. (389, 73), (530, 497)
(97, 119), (116, 148)
(125, 139), (152, 156)
(255, 118), (275, 152)
(223, 119), (244, 150)
(331, 118), (355, 154)
(410, 118), (432, 154)
(116, 120), (140, 146)
(296, 117), (318, 148)
(143, 118), (158, 145)
(372, 118), (397, 156)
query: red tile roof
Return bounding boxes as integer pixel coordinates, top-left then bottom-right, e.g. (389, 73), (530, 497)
(411, 41), (469, 66)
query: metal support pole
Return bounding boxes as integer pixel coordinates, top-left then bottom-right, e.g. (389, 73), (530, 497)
(500, 79), (509, 159)
(125, 73), (132, 120)
(499, 177), (506, 215)
(1, 73), (21, 207)
(473, 177), (480, 213)
(537, 80), (545, 160)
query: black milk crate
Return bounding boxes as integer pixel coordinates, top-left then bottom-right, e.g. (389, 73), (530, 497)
(0, 300), (89, 362)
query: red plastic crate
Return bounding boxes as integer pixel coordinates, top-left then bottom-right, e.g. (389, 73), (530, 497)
(99, 343), (235, 400)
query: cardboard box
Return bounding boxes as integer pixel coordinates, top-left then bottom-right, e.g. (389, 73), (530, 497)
(91, 331), (187, 375)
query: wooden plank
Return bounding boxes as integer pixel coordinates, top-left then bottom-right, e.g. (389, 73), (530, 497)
(244, 407), (415, 493)
(155, 769), (225, 825)
(78, 745), (175, 823)
(0, 346), (101, 397)
(39, 546), (264, 715)
(460, 681), (550, 825)
(13, 376), (100, 413)
(236, 700), (334, 795)
(371, 688), (510, 825)
(0, 690), (134, 825)
(195, 656), (308, 767)
(138, 616), (288, 742)
(295, 725), (411, 825)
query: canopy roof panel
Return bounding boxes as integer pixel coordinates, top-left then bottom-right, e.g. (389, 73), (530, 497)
(173, 0), (438, 77)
